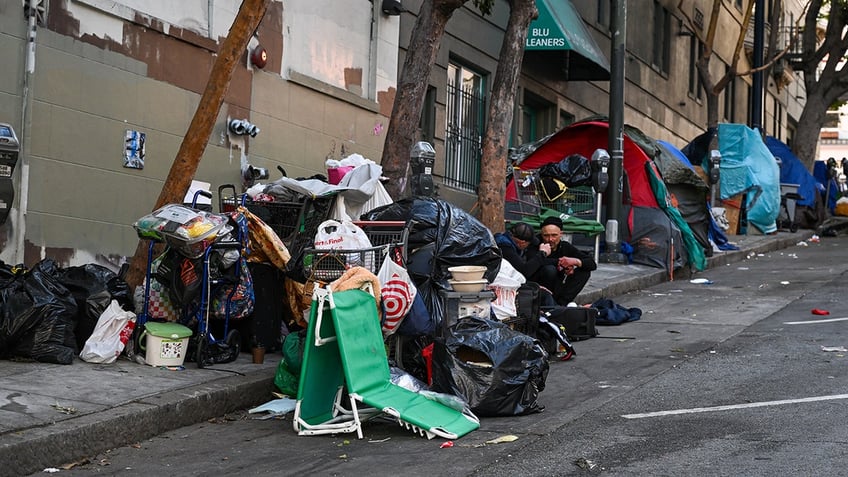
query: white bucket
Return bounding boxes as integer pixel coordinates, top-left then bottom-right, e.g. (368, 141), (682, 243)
(140, 322), (192, 367)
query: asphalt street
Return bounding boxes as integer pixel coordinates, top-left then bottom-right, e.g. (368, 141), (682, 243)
(28, 235), (848, 477)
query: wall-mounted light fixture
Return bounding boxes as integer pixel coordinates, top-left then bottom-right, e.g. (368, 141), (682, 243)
(250, 45), (268, 69)
(381, 0), (405, 16)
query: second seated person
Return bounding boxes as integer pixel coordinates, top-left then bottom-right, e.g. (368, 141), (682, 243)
(526, 216), (596, 306)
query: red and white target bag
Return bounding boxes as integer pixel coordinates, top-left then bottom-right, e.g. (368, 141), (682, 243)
(377, 257), (417, 336)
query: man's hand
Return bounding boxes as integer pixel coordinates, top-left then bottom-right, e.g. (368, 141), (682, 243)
(558, 256), (580, 275)
(539, 243), (551, 256)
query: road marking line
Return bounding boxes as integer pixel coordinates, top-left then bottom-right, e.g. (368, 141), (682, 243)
(784, 317), (848, 325)
(621, 393), (848, 419)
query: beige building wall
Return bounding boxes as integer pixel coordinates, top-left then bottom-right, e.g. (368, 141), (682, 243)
(0, 0), (395, 268)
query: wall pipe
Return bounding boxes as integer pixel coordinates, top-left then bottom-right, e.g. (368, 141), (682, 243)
(15, 0), (38, 265)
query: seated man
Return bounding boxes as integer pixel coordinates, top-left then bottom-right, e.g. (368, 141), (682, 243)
(493, 222), (551, 281)
(495, 222), (566, 307)
(527, 216), (596, 305)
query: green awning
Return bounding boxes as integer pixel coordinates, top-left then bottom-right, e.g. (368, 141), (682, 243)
(525, 0), (610, 81)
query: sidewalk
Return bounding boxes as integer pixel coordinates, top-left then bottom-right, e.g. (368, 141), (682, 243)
(0, 230), (810, 477)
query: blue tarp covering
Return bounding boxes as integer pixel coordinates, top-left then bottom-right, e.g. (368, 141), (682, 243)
(716, 124), (780, 234)
(765, 136), (820, 208)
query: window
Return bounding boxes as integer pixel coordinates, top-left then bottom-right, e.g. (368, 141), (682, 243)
(419, 86), (436, 145)
(445, 62), (487, 192)
(688, 35), (703, 100)
(559, 110), (575, 130)
(597, 0), (609, 31)
(652, 1), (671, 74)
(772, 96), (782, 140)
(723, 66), (736, 122)
(519, 91), (556, 145)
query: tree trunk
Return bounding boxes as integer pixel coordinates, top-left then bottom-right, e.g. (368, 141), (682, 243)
(380, 0), (468, 200)
(478, 0), (537, 233)
(794, 97), (829, 170)
(123, 0), (270, 290)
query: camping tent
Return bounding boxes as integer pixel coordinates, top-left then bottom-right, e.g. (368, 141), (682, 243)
(684, 124), (781, 234)
(765, 136), (826, 229)
(506, 120), (705, 272)
(655, 140), (712, 252)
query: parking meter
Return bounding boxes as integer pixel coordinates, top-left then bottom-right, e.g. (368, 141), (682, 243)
(0, 123), (20, 225)
(708, 150), (721, 185)
(590, 148), (610, 193)
(410, 141), (435, 197)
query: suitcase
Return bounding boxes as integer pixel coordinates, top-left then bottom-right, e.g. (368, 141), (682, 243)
(542, 306), (598, 341)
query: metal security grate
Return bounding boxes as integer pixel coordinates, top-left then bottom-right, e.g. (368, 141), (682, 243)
(445, 78), (486, 192)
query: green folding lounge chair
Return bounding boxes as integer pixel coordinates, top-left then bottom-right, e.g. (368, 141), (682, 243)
(292, 290), (363, 436)
(294, 285), (479, 439)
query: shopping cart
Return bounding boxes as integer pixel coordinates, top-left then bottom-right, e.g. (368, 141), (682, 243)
(539, 185), (596, 216)
(133, 190), (247, 368)
(218, 184), (336, 279)
(511, 167), (542, 217)
(219, 184), (313, 247)
(508, 168), (602, 260)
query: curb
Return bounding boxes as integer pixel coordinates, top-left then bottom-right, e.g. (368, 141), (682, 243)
(576, 233), (804, 305)
(3, 371), (275, 477)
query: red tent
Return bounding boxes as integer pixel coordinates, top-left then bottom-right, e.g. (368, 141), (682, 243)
(506, 120), (659, 208)
(506, 120), (695, 271)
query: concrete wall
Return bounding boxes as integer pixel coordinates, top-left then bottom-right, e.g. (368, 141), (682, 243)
(0, 0), (395, 268)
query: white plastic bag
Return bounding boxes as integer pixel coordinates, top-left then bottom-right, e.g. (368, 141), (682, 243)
(313, 220), (373, 250)
(488, 259), (526, 320)
(378, 257), (417, 335)
(80, 300), (137, 364)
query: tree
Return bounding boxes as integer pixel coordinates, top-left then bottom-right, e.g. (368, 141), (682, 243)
(477, 0), (537, 232)
(793, 0), (848, 170)
(679, 0), (754, 131)
(123, 0), (270, 290)
(380, 0), (494, 199)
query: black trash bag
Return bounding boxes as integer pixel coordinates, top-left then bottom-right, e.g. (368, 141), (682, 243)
(538, 153), (592, 187)
(363, 198), (502, 331)
(431, 316), (549, 416)
(57, 264), (129, 351)
(0, 259), (79, 364)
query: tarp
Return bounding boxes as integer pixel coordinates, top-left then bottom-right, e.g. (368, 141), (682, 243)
(715, 124), (780, 234)
(764, 136), (819, 208)
(646, 161), (707, 271)
(656, 140), (712, 252)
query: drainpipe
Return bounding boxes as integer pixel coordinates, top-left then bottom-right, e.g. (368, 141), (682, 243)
(368, 0), (380, 102)
(751, 0), (764, 132)
(15, 0), (38, 265)
(208, 0), (214, 39)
